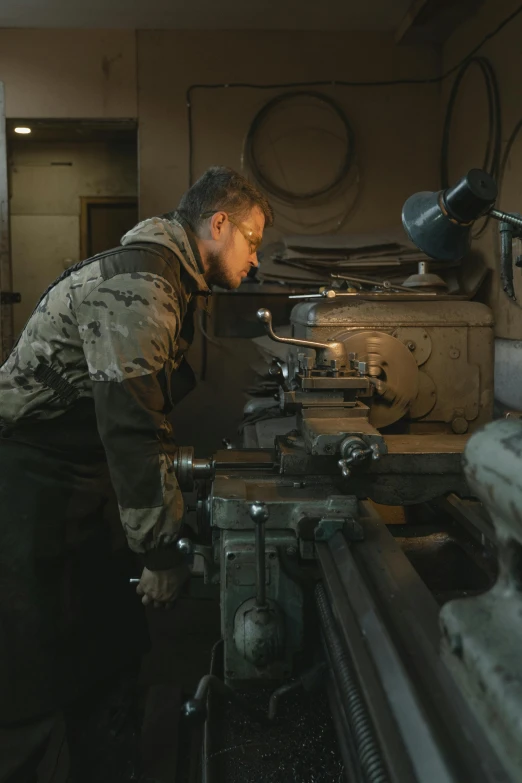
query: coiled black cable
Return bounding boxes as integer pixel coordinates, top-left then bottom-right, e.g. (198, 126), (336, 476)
(440, 57), (501, 189)
(440, 57), (501, 239)
(243, 91), (355, 204)
(315, 583), (389, 783)
(499, 117), (522, 191)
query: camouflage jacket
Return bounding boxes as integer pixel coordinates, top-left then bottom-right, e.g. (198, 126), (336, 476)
(0, 213), (210, 569)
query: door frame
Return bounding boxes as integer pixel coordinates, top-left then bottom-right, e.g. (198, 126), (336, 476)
(80, 196), (138, 259)
(0, 82), (14, 362)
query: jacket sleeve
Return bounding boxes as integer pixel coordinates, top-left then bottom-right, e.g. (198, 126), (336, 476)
(77, 270), (187, 570)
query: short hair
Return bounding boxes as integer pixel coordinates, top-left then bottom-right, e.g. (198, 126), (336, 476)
(176, 166), (274, 233)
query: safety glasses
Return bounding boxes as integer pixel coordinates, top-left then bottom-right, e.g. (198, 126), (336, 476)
(200, 211), (262, 255)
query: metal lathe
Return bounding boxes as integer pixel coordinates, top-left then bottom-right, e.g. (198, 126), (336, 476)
(172, 171), (522, 783)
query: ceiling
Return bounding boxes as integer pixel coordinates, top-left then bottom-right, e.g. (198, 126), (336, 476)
(0, 0), (414, 31)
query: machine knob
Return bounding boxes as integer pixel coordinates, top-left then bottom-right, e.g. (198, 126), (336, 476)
(257, 308), (271, 325)
(250, 501), (269, 524)
(177, 538), (195, 557)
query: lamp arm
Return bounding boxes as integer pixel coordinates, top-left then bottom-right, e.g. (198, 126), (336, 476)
(490, 209), (522, 232)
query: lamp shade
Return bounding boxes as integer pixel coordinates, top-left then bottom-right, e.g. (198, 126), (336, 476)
(401, 169), (497, 261)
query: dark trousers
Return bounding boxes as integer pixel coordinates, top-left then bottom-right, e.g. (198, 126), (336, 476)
(0, 713), (67, 783)
(0, 432), (148, 781)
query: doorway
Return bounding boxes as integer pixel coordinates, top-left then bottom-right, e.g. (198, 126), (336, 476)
(80, 196), (138, 258)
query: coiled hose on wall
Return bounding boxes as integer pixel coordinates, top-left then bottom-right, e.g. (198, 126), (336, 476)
(315, 583), (389, 783)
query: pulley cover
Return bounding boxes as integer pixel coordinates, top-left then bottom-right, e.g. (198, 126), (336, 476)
(332, 330), (419, 427)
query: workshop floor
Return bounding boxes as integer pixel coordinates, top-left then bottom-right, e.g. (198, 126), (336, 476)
(207, 688), (344, 783)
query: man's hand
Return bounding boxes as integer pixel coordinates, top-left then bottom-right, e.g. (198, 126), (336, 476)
(136, 564), (190, 609)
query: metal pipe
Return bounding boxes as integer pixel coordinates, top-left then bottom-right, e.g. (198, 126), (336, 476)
(499, 220), (516, 299)
(316, 583), (390, 783)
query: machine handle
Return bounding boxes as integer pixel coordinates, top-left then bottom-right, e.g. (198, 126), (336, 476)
(256, 308), (346, 366)
(250, 501), (269, 608)
(338, 438), (381, 478)
(257, 308), (331, 351)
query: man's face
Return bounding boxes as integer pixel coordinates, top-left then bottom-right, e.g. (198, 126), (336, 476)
(203, 206), (266, 290)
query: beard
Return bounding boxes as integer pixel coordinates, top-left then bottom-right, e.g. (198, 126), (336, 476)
(204, 248), (240, 290)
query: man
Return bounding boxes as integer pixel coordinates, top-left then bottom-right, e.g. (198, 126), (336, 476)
(0, 166), (273, 781)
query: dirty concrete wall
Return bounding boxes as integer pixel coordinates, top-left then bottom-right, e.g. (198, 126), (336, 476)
(10, 141), (137, 333)
(441, 0), (522, 339)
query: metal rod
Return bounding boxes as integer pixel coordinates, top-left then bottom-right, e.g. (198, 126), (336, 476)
(491, 209), (522, 230)
(332, 272), (434, 294)
(257, 307), (334, 350)
(499, 220), (516, 299)
(316, 582), (391, 783)
(288, 288), (435, 300)
(250, 502), (269, 608)
(255, 517), (266, 608)
(332, 272), (416, 293)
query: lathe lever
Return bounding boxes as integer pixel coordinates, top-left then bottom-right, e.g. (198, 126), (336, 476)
(256, 308), (346, 367)
(250, 501), (269, 608)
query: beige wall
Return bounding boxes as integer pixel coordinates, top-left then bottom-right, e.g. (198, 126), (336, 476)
(0, 30), (137, 118)
(10, 140), (137, 332)
(442, 0), (522, 339)
(137, 30), (441, 239)
(0, 28), (441, 239)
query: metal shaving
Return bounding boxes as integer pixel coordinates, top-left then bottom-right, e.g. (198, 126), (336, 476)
(207, 688), (345, 783)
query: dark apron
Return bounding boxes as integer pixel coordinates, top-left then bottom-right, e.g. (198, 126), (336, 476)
(0, 402), (148, 725)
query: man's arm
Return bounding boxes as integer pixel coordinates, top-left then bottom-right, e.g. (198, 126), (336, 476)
(77, 270), (187, 572)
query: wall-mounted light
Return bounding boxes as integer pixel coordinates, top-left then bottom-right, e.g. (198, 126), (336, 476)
(14, 127), (31, 135)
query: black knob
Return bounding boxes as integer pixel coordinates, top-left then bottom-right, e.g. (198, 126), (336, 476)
(443, 168), (497, 224)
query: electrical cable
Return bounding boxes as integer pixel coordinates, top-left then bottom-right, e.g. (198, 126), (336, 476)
(238, 92), (361, 233)
(440, 58), (501, 188)
(186, 4), (522, 186)
(243, 91), (355, 203)
(440, 57), (501, 239)
(499, 117), (522, 191)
